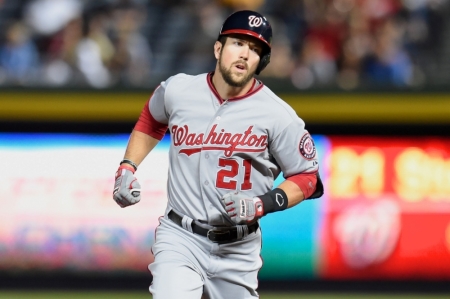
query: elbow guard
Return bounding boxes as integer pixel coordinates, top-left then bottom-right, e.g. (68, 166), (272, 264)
(309, 173), (324, 199)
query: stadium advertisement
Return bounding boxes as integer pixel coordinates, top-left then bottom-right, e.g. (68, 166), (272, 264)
(320, 137), (450, 280)
(1, 133), (450, 280)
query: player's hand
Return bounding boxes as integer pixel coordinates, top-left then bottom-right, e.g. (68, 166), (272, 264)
(221, 191), (264, 224)
(113, 165), (141, 208)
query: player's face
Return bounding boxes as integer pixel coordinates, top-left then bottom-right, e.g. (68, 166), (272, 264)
(217, 35), (263, 87)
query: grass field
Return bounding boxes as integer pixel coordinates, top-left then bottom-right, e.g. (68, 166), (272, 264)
(0, 292), (449, 299)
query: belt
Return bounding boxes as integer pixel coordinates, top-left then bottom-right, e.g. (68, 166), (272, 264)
(168, 210), (259, 243)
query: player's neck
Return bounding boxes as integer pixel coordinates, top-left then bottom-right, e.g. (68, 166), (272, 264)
(211, 71), (255, 100)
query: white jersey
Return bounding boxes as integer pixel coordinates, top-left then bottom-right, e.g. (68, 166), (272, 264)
(149, 73), (319, 226)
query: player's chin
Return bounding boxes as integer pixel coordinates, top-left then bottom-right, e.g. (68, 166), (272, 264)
(230, 78), (247, 87)
(231, 71), (250, 81)
(231, 69), (247, 78)
(237, 68), (257, 79)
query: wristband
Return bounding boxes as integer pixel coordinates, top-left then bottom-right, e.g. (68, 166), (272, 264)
(118, 163), (136, 174)
(257, 188), (288, 215)
(120, 158), (138, 171)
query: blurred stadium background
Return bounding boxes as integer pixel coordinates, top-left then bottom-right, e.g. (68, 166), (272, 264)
(1, 0), (450, 298)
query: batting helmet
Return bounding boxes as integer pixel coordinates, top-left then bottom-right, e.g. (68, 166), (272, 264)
(218, 10), (272, 75)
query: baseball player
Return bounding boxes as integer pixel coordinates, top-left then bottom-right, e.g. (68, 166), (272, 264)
(113, 10), (323, 299)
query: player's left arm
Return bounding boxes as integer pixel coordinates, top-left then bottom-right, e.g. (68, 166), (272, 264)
(221, 117), (324, 224)
(276, 179), (306, 208)
(222, 163), (323, 225)
(278, 169), (324, 208)
(221, 178), (321, 224)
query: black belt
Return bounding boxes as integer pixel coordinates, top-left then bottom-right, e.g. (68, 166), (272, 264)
(168, 210), (259, 243)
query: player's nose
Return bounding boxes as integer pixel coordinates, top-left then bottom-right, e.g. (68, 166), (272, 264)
(239, 45), (249, 60)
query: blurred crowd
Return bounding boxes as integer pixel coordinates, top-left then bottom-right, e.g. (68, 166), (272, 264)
(0, 0), (448, 89)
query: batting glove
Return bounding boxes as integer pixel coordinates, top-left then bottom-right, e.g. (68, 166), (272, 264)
(221, 191), (264, 225)
(113, 165), (141, 208)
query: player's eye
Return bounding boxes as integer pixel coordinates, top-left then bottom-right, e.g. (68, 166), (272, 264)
(251, 47), (261, 55)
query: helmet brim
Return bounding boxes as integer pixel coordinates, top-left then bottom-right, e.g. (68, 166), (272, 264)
(220, 29), (271, 49)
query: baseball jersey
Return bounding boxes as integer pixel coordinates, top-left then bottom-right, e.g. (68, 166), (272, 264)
(142, 72), (319, 226)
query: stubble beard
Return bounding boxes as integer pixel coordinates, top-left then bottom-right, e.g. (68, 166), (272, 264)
(218, 53), (255, 88)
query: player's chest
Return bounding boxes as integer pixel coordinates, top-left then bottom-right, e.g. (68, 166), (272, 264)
(169, 97), (270, 137)
(168, 97), (271, 156)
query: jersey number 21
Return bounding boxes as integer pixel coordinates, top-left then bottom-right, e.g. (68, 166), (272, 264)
(216, 158), (252, 190)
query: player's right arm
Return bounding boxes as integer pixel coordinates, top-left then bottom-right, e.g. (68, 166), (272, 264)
(113, 80), (170, 208)
(122, 82), (170, 166)
(122, 130), (160, 166)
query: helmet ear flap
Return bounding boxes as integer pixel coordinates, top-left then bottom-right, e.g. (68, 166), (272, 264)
(255, 53), (270, 75)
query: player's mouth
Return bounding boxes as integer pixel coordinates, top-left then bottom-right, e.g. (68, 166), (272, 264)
(234, 62), (247, 73)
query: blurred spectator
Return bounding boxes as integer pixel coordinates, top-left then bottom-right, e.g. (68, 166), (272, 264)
(74, 3), (115, 88)
(362, 17), (413, 87)
(336, 2), (374, 89)
(24, 0), (82, 36)
(21, 0), (84, 86)
(109, 0), (152, 86)
(43, 17), (83, 86)
(0, 21), (39, 85)
(178, 1), (223, 75)
(261, 33), (296, 78)
(290, 1), (344, 88)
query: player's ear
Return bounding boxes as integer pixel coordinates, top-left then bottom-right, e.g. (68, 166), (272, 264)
(214, 41), (222, 60)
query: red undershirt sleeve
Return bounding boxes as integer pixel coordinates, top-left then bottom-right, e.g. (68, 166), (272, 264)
(133, 99), (168, 140)
(286, 172), (318, 199)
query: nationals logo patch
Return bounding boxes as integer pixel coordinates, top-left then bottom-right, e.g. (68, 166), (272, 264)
(299, 133), (316, 159)
(248, 15), (263, 27)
